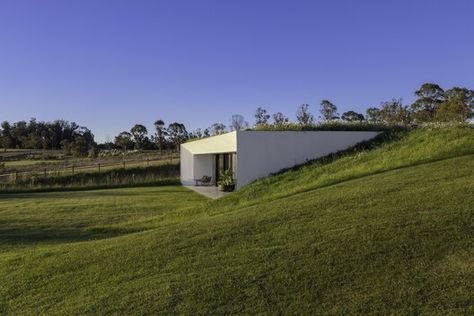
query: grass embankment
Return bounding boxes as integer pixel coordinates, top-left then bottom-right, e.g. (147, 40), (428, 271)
(221, 125), (474, 208)
(0, 163), (180, 193)
(0, 126), (473, 314)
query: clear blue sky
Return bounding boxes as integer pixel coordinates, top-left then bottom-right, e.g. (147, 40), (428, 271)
(1, 0), (473, 142)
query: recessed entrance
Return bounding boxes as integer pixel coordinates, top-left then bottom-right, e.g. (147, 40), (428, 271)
(214, 153), (236, 186)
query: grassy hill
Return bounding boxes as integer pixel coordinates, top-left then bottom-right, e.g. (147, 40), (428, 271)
(0, 126), (473, 314)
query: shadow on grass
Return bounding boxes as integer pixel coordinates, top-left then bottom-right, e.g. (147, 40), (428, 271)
(0, 178), (181, 196)
(0, 224), (143, 247)
(0, 187), (190, 201)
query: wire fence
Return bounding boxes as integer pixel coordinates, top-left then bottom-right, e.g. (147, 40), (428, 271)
(0, 154), (180, 184)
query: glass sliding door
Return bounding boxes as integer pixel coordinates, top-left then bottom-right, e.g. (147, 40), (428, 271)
(215, 153), (235, 186)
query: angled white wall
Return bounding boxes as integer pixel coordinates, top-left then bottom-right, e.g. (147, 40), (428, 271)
(235, 131), (379, 188)
(180, 132), (237, 186)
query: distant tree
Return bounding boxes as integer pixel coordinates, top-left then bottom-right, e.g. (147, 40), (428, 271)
(115, 131), (133, 151)
(411, 83), (445, 123)
(10, 120), (27, 148)
(103, 135), (114, 150)
(130, 124), (148, 150)
(366, 107), (382, 123)
(254, 107), (270, 126)
(71, 136), (88, 157)
(48, 120), (64, 150)
(296, 104), (313, 126)
(319, 100), (339, 121)
(435, 87), (474, 122)
(22, 118), (41, 149)
(203, 128), (211, 138)
(230, 114), (249, 131)
(60, 139), (72, 155)
(1, 121), (12, 151)
(210, 123), (226, 136)
(272, 112), (289, 126)
(153, 119), (167, 153)
(341, 110), (365, 122)
(192, 128), (203, 139)
(168, 122), (188, 152)
(75, 127), (96, 156)
(379, 98), (411, 125)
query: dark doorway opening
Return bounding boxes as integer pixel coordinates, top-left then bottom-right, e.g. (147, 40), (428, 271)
(215, 153), (234, 186)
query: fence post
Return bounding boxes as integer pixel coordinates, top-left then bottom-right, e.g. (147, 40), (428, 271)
(123, 161), (125, 169)
(147, 158), (149, 166)
(44, 168), (47, 177)
(98, 163), (101, 173)
(14, 171), (18, 184)
(71, 166), (74, 175)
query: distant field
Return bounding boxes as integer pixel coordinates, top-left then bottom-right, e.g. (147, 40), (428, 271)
(0, 150), (179, 185)
(3, 160), (61, 167)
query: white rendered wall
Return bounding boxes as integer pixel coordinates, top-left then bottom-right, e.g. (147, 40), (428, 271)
(235, 131), (380, 188)
(193, 154), (214, 183)
(180, 132), (237, 186)
(180, 146), (195, 186)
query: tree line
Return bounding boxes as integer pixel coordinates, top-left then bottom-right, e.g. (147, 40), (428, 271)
(1, 83), (472, 156)
(0, 119), (95, 156)
(112, 116), (250, 152)
(254, 83), (474, 127)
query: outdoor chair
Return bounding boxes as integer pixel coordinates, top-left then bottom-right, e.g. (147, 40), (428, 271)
(194, 175), (212, 186)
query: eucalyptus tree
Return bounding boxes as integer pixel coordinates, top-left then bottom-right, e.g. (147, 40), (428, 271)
(1, 121), (12, 151)
(130, 124), (148, 150)
(296, 104), (313, 126)
(366, 107), (382, 123)
(154, 119), (167, 153)
(272, 112), (289, 127)
(115, 131), (133, 152)
(230, 114), (249, 131)
(168, 122), (188, 152)
(411, 83), (445, 122)
(341, 111), (365, 122)
(210, 123), (226, 136)
(319, 100), (339, 121)
(379, 99), (411, 125)
(254, 107), (270, 126)
(435, 87), (474, 122)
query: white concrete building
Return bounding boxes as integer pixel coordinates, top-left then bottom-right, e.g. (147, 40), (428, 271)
(180, 130), (380, 189)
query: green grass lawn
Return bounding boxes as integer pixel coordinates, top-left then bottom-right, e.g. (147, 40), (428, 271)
(0, 186), (207, 253)
(0, 126), (473, 314)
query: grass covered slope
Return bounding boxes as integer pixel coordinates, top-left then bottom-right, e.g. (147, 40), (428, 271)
(0, 126), (473, 314)
(219, 125), (474, 208)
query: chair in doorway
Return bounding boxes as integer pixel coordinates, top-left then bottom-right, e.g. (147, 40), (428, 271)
(194, 175), (212, 186)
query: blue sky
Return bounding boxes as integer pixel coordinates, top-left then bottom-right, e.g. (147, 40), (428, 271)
(1, 0), (473, 142)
